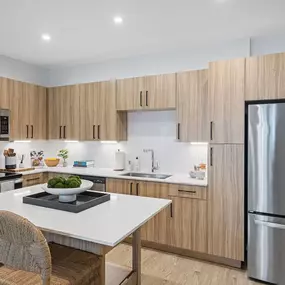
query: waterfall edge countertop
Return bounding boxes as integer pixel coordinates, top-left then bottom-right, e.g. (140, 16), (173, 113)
(20, 167), (208, 187)
(0, 186), (171, 247)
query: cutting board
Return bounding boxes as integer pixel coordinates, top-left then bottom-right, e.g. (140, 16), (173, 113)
(0, 167), (35, 172)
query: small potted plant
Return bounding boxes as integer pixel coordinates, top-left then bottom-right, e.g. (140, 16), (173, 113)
(58, 149), (69, 167)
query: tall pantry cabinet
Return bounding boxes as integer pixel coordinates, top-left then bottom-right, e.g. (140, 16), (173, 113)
(207, 58), (245, 261)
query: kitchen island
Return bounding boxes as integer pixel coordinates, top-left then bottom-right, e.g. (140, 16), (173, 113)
(0, 185), (171, 285)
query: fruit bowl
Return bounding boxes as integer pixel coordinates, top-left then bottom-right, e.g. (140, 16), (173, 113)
(44, 158), (60, 167)
(42, 179), (93, 203)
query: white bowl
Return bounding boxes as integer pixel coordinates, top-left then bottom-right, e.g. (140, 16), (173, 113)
(42, 179), (94, 203)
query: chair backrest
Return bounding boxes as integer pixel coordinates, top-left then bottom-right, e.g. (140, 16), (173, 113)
(0, 211), (51, 284)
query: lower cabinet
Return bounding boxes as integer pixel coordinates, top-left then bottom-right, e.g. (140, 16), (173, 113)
(22, 173), (48, 187)
(106, 178), (208, 251)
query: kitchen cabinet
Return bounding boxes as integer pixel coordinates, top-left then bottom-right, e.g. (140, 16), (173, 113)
(0, 77), (11, 109)
(79, 81), (127, 141)
(116, 73), (176, 111)
(48, 85), (80, 140)
(169, 184), (208, 253)
(209, 58), (245, 144)
(177, 69), (208, 142)
(246, 52), (285, 101)
(106, 178), (133, 195)
(207, 144), (244, 261)
(22, 173), (47, 187)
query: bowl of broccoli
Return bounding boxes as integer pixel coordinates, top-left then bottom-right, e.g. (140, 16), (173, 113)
(42, 176), (93, 203)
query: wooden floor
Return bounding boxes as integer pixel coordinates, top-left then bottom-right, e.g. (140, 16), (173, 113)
(106, 244), (263, 285)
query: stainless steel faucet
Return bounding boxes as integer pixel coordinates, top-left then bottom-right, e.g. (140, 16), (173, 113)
(143, 149), (159, 173)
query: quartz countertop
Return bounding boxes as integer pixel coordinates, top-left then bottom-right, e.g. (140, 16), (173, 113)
(0, 186), (171, 247)
(20, 167), (208, 187)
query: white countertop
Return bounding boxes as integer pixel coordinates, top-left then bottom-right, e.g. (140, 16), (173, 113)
(20, 167), (208, 187)
(0, 186), (171, 247)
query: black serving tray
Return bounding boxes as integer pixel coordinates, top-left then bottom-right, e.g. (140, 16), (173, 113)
(23, 191), (110, 213)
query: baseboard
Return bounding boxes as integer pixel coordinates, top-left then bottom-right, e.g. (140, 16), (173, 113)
(125, 238), (242, 269)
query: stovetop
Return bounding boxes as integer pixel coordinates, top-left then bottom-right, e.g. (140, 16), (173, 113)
(0, 171), (22, 181)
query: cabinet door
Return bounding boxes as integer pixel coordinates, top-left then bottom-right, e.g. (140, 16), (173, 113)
(0, 77), (11, 109)
(145, 74), (176, 110)
(177, 70), (208, 142)
(137, 182), (170, 245)
(246, 53), (285, 101)
(169, 187), (208, 253)
(9, 80), (22, 140)
(106, 178), (133, 195)
(209, 58), (245, 144)
(116, 78), (135, 111)
(79, 83), (98, 140)
(208, 144), (244, 261)
(48, 88), (62, 139)
(29, 86), (47, 140)
(62, 85), (80, 140)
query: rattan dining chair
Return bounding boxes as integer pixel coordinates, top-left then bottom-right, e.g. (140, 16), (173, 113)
(0, 211), (101, 285)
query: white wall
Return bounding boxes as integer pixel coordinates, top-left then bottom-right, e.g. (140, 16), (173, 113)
(47, 38), (251, 86)
(0, 55), (49, 86)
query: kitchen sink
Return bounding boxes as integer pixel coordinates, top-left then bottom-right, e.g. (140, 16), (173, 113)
(120, 172), (172, 180)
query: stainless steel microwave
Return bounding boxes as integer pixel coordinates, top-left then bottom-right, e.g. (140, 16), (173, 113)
(0, 109), (10, 141)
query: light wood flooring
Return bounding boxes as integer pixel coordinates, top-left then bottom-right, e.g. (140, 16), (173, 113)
(106, 244), (263, 285)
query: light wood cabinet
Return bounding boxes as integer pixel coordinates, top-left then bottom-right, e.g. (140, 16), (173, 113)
(80, 81), (127, 141)
(246, 53), (285, 101)
(22, 173), (46, 187)
(209, 58), (245, 144)
(177, 69), (208, 142)
(106, 178), (133, 195)
(48, 85), (80, 140)
(116, 73), (176, 111)
(0, 77), (11, 109)
(207, 144), (244, 261)
(169, 184), (208, 253)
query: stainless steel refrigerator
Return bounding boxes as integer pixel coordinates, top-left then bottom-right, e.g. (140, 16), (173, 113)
(248, 102), (285, 284)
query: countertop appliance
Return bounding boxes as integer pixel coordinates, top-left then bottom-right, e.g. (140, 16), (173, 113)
(0, 171), (23, 193)
(247, 101), (285, 284)
(0, 109), (10, 141)
(77, 175), (106, 192)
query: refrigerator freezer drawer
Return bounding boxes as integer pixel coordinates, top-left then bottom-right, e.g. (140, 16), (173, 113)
(248, 213), (285, 284)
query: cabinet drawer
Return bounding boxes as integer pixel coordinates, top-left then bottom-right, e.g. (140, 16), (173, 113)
(169, 185), (207, 200)
(23, 173), (43, 187)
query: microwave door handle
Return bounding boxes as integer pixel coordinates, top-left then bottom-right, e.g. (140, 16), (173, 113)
(254, 219), (285, 230)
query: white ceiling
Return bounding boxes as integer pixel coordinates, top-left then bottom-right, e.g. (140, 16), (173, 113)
(1, 0), (285, 67)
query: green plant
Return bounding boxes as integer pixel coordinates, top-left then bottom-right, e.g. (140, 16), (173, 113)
(57, 149), (68, 162)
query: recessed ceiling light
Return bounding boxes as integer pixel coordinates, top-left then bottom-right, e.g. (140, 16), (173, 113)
(41, 34), (51, 42)
(113, 16), (123, 24)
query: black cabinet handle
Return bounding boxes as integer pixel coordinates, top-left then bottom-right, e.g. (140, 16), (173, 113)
(210, 121), (213, 141)
(170, 203), (173, 218)
(26, 125), (29, 139)
(177, 123), (181, 140)
(136, 183), (139, 196)
(97, 125), (100, 140)
(178, 190), (197, 194)
(93, 125), (95, 139)
(210, 147), (213, 166)
(59, 126), (62, 139)
(63, 126), (66, 139)
(140, 91), (143, 107)
(146, 91), (148, 107)
(31, 125), (34, 139)
(130, 182), (133, 195)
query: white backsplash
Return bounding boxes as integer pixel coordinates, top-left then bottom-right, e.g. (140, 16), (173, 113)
(0, 111), (208, 173)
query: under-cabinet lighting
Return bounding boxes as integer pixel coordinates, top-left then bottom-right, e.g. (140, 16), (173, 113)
(190, 142), (208, 145)
(100, 141), (118, 144)
(41, 34), (51, 41)
(64, 140), (79, 143)
(14, 140), (31, 143)
(113, 16), (123, 24)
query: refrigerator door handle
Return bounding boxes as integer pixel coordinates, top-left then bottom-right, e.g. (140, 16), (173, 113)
(254, 219), (285, 230)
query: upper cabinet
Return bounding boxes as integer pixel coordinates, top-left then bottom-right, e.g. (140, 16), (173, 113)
(79, 81), (127, 141)
(246, 53), (285, 101)
(0, 77), (11, 109)
(177, 69), (208, 142)
(116, 73), (176, 111)
(48, 85), (80, 140)
(209, 58), (245, 144)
